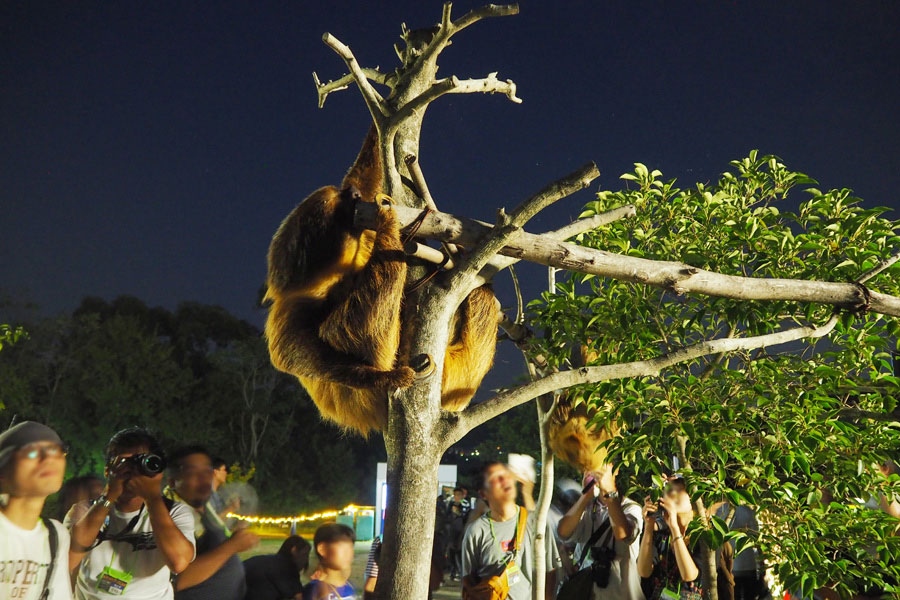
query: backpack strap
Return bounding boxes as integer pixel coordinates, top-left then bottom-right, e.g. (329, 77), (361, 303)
(39, 518), (58, 600)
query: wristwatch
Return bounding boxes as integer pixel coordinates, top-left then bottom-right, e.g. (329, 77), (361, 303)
(604, 490), (620, 500)
(95, 494), (114, 510)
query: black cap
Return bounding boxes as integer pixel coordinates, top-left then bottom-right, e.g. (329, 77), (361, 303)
(0, 421), (64, 470)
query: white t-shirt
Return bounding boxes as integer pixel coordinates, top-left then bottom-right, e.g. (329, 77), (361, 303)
(65, 500), (196, 600)
(565, 498), (645, 600)
(0, 510), (73, 600)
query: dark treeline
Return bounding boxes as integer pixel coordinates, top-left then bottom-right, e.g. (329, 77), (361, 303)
(0, 295), (387, 513)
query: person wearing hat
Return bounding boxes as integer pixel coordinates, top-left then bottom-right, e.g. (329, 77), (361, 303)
(0, 420), (74, 600)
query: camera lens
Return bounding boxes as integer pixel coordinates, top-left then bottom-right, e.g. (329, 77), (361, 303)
(130, 453), (166, 476)
(142, 454), (165, 474)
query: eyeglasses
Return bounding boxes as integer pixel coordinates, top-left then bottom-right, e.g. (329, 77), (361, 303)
(17, 442), (68, 461)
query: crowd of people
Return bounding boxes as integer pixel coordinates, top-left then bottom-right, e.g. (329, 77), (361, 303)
(3, 420), (898, 600)
(0, 421), (312, 600)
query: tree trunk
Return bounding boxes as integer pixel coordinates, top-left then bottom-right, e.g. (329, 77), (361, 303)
(377, 286), (457, 600)
(378, 418), (443, 600)
(532, 396), (556, 600)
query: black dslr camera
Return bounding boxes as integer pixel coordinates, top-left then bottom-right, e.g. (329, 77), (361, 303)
(590, 546), (617, 588)
(115, 453), (166, 476)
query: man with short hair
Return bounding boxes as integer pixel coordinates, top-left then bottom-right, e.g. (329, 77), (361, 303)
(208, 456), (238, 526)
(0, 420), (73, 600)
(166, 445), (258, 600)
(67, 427), (196, 599)
(461, 461), (562, 600)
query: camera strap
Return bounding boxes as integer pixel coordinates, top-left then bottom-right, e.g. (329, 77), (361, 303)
(97, 504), (145, 544)
(576, 518), (612, 567)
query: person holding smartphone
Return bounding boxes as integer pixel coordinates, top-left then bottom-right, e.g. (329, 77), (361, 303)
(637, 475), (702, 600)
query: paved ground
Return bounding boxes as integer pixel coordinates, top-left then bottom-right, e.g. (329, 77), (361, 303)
(431, 577), (463, 599)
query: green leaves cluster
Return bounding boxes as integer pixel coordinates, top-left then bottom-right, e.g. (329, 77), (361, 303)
(0, 323), (27, 353)
(527, 152), (900, 596)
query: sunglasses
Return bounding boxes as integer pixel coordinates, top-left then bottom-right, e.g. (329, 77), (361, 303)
(17, 442), (68, 461)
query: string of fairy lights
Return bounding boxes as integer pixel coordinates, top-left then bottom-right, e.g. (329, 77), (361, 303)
(226, 504), (375, 525)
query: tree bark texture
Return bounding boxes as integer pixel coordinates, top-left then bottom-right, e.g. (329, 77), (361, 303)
(354, 201), (900, 318)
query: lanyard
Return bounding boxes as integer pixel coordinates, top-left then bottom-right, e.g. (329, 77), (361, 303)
(103, 504), (148, 572)
(486, 507), (520, 563)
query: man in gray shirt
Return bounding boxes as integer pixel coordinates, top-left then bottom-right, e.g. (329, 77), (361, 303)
(462, 461), (562, 600)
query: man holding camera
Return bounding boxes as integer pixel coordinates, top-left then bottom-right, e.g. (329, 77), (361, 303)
(67, 427), (196, 599)
(557, 465), (644, 600)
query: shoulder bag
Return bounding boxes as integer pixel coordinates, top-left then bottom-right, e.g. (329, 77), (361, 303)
(557, 517), (612, 600)
(462, 507), (528, 600)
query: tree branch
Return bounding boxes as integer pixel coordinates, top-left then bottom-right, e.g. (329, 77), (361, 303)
(450, 162), (600, 291)
(441, 314), (840, 443)
(312, 69), (392, 109)
(478, 205), (636, 283)
(401, 201), (634, 272)
(354, 202), (900, 317)
(404, 241), (455, 270)
(858, 249), (900, 284)
(405, 155), (458, 256)
(395, 73), (521, 124)
(322, 33), (390, 122)
(451, 3), (520, 32)
(550, 205), (637, 241)
(417, 3), (519, 70)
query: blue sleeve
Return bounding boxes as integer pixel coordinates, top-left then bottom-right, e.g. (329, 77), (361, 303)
(302, 580), (317, 600)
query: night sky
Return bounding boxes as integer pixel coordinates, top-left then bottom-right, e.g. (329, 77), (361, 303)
(3, 2), (899, 389)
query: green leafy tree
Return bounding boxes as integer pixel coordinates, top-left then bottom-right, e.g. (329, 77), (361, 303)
(0, 312), (196, 473)
(526, 154), (900, 598)
(0, 296), (383, 512)
(0, 323), (27, 412)
(207, 337), (296, 472)
(304, 5), (900, 598)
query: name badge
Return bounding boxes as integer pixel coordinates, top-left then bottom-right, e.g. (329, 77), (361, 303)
(97, 566), (133, 595)
(506, 561), (522, 586)
(660, 586), (680, 600)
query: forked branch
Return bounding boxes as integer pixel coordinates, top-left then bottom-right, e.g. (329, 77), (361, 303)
(417, 3), (520, 70)
(450, 162), (600, 291)
(394, 73), (521, 125)
(313, 69), (393, 109)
